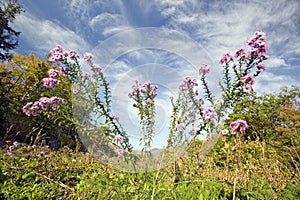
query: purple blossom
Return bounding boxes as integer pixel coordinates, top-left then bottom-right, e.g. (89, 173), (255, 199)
(257, 65), (266, 71)
(48, 69), (60, 78)
(180, 76), (198, 91)
(68, 50), (79, 60)
(230, 119), (249, 135)
(176, 123), (185, 131)
(238, 74), (255, 85)
(203, 107), (216, 122)
(23, 97), (65, 117)
(49, 45), (64, 62)
(112, 114), (119, 120)
(116, 149), (124, 156)
(116, 135), (124, 142)
(42, 77), (60, 89)
(219, 52), (233, 64)
(83, 52), (93, 62)
(242, 83), (253, 93)
(234, 48), (247, 59)
(246, 31), (269, 61)
(220, 129), (229, 135)
(91, 64), (102, 75)
(198, 64), (210, 76)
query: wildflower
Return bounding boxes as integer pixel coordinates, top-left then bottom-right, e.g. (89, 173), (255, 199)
(68, 50), (79, 60)
(242, 83), (253, 93)
(203, 107), (216, 122)
(146, 98), (153, 104)
(116, 135), (124, 142)
(180, 76), (198, 90)
(91, 64), (102, 75)
(81, 72), (90, 80)
(220, 129), (229, 135)
(83, 52), (93, 62)
(117, 149), (124, 156)
(198, 64), (210, 76)
(176, 123), (185, 131)
(72, 88), (78, 94)
(257, 65), (266, 71)
(238, 74), (255, 85)
(219, 52), (233, 64)
(234, 48), (247, 59)
(230, 119), (248, 135)
(42, 77), (60, 89)
(112, 114), (119, 120)
(48, 69), (60, 78)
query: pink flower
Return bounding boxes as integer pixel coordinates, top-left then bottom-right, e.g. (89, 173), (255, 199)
(234, 48), (247, 59)
(180, 76), (198, 90)
(116, 135), (124, 142)
(68, 50), (79, 60)
(48, 69), (60, 78)
(112, 114), (119, 120)
(220, 129), (229, 135)
(13, 141), (18, 147)
(72, 88), (78, 94)
(117, 149), (124, 156)
(83, 52), (93, 62)
(242, 84), (253, 93)
(219, 53), (233, 64)
(49, 45), (64, 62)
(146, 98), (153, 104)
(257, 65), (266, 71)
(42, 77), (60, 89)
(204, 107), (216, 122)
(81, 72), (90, 80)
(230, 119), (249, 135)
(91, 64), (102, 75)
(198, 64), (210, 76)
(176, 123), (185, 131)
(238, 74), (255, 85)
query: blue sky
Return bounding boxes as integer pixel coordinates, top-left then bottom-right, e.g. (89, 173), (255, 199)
(13, 0), (300, 149)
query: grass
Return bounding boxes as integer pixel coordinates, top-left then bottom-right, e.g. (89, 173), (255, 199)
(0, 138), (299, 200)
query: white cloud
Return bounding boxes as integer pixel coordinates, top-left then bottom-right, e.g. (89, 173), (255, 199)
(14, 12), (91, 54)
(255, 72), (298, 94)
(265, 57), (288, 69)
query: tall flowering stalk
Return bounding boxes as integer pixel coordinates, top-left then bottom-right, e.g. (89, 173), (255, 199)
(168, 32), (269, 145)
(128, 81), (158, 152)
(23, 45), (133, 154)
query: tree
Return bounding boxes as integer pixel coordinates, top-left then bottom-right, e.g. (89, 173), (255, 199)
(0, 0), (23, 62)
(0, 54), (76, 149)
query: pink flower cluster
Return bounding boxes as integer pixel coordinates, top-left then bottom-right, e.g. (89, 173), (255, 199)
(128, 81), (158, 107)
(6, 141), (18, 156)
(219, 52), (234, 64)
(180, 76), (198, 91)
(23, 96), (64, 117)
(238, 74), (255, 93)
(83, 52), (93, 62)
(230, 119), (249, 135)
(115, 134), (124, 142)
(234, 48), (247, 60)
(198, 64), (210, 76)
(203, 107), (216, 122)
(42, 77), (60, 89)
(246, 31), (269, 61)
(49, 45), (79, 62)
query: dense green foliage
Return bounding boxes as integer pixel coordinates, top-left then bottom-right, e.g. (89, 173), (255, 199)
(0, 54), (78, 149)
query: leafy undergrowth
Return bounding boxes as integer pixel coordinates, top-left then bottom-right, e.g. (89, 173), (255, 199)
(1, 140), (299, 200)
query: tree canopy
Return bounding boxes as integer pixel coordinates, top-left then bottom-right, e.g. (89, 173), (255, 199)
(0, 0), (23, 62)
